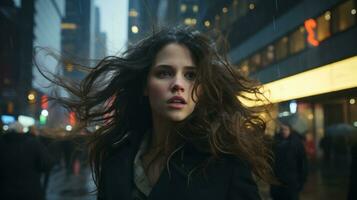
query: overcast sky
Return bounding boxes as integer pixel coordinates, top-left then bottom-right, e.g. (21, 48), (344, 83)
(95, 0), (128, 55)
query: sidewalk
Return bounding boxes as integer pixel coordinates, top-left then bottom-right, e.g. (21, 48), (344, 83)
(258, 159), (350, 200)
(46, 164), (96, 200)
(45, 159), (350, 200)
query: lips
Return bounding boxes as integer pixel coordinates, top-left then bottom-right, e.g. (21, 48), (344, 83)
(167, 96), (186, 109)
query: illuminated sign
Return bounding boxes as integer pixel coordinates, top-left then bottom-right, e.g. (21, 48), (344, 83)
(304, 19), (319, 47)
(18, 115), (35, 127)
(241, 56), (357, 106)
(41, 95), (48, 109)
(69, 111), (76, 126)
(1, 115), (15, 124)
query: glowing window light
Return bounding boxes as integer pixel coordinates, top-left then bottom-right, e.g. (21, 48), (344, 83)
(193, 5), (199, 13)
(61, 23), (77, 30)
(129, 9), (138, 17)
(324, 11), (331, 20)
(184, 18), (197, 26)
(180, 4), (187, 12)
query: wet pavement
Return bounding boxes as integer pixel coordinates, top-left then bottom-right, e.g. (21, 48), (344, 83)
(45, 159), (350, 200)
(259, 158), (350, 200)
(300, 159), (350, 200)
(46, 164), (96, 200)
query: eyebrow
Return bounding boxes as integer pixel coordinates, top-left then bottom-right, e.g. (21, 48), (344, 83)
(154, 64), (196, 70)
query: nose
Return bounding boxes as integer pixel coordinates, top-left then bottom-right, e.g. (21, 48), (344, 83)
(171, 76), (185, 93)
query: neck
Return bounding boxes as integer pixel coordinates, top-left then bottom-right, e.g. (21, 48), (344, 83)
(150, 116), (173, 149)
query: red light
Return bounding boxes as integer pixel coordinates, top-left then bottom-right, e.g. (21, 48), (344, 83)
(69, 111), (76, 126)
(304, 19), (319, 47)
(41, 95), (48, 109)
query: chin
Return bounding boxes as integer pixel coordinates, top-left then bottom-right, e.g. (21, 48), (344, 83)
(167, 114), (188, 122)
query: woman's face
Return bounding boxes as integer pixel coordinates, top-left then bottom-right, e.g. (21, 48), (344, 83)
(145, 43), (198, 122)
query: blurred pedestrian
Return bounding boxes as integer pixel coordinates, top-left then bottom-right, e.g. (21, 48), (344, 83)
(319, 134), (332, 162)
(348, 140), (357, 200)
(0, 122), (54, 200)
(0, 120), (4, 135)
(44, 26), (277, 199)
(61, 138), (75, 175)
(304, 131), (316, 160)
(270, 119), (308, 200)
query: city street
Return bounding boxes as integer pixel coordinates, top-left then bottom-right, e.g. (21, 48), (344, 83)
(45, 159), (350, 200)
(46, 164), (96, 200)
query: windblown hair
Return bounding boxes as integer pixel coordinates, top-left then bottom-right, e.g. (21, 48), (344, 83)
(43, 26), (275, 188)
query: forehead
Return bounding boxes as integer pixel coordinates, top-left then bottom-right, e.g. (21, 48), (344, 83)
(154, 43), (195, 67)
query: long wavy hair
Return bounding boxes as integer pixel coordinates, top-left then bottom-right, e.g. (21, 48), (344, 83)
(43, 26), (275, 189)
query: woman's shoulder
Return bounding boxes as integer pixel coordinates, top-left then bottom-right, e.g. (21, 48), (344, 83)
(183, 143), (253, 172)
(221, 155), (253, 174)
(222, 155), (261, 199)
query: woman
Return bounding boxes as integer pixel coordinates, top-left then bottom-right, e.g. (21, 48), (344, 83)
(49, 26), (274, 199)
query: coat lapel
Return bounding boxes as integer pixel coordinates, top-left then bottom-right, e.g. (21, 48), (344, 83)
(147, 144), (232, 200)
(101, 131), (143, 200)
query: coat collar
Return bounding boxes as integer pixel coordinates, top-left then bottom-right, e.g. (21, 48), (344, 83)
(101, 131), (227, 200)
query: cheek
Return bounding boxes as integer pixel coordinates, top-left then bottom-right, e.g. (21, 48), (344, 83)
(147, 79), (168, 101)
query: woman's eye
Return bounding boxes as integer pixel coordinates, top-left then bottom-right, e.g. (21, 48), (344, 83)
(185, 71), (196, 80)
(156, 70), (172, 78)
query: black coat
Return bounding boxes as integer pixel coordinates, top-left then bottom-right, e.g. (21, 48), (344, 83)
(0, 132), (54, 200)
(98, 132), (261, 200)
(348, 143), (357, 200)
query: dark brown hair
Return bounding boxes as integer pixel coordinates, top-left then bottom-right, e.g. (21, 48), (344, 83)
(41, 26), (275, 190)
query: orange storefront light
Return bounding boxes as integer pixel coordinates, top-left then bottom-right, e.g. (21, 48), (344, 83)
(304, 19), (319, 47)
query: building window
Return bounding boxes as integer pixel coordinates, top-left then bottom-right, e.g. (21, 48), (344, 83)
(193, 5), (199, 13)
(317, 11), (331, 42)
(249, 53), (262, 71)
(262, 45), (275, 67)
(239, 60), (250, 77)
(180, 4), (187, 13)
(289, 26), (306, 54)
(332, 0), (356, 33)
(184, 18), (197, 26)
(275, 37), (289, 61)
(129, 9), (138, 17)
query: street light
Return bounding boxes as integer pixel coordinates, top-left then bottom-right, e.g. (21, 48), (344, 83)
(41, 109), (49, 117)
(66, 125), (72, 131)
(131, 25), (139, 34)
